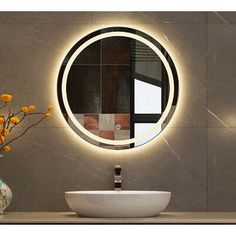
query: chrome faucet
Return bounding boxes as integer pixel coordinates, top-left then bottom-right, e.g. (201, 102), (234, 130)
(114, 165), (122, 191)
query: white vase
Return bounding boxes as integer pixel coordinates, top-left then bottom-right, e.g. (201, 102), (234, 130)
(0, 176), (13, 214)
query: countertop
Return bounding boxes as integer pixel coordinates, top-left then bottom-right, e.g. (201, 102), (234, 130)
(1, 212), (236, 224)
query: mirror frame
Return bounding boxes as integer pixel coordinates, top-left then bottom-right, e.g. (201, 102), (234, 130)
(57, 27), (179, 147)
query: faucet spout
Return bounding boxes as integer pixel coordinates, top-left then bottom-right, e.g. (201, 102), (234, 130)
(114, 165), (122, 191)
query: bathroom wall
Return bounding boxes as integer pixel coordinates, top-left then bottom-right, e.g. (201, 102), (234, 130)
(0, 12), (235, 212)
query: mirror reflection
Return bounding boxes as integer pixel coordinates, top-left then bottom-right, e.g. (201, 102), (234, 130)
(58, 27), (179, 149)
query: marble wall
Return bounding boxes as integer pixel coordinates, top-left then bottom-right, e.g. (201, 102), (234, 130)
(0, 12), (235, 212)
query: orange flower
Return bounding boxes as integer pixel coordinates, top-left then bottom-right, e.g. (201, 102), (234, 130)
(0, 117), (5, 125)
(3, 146), (11, 152)
(10, 116), (20, 124)
(21, 106), (29, 112)
(28, 105), (36, 111)
(1, 129), (9, 136)
(1, 94), (12, 102)
(45, 112), (51, 119)
(0, 136), (5, 143)
(48, 105), (53, 111)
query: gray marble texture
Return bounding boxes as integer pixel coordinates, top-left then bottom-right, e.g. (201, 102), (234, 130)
(0, 12), (234, 212)
(208, 12), (236, 24)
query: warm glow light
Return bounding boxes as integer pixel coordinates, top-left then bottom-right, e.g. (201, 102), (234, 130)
(49, 23), (185, 155)
(61, 30), (175, 146)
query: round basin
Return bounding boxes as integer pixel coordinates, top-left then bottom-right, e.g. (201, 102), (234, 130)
(65, 190), (171, 218)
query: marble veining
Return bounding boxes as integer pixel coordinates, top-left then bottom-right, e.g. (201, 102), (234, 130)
(213, 154), (217, 188)
(161, 33), (181, 57)
(26, 37), (44, 43)
(162, 137), (206, 191)
(24, 26), (41, 33)
(214, 12), (230, 24)
(213, 51), (216, 62)
(207, 108), (229, 128)
(162, 137), (182, 162)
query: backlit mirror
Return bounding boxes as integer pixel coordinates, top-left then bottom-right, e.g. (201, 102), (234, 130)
(57, 27), (179, 149)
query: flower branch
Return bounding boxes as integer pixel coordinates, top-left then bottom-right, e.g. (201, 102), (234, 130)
(0, 116), (47, 152)
(9, 113), (26, 132)
(0, 93), (52, 154)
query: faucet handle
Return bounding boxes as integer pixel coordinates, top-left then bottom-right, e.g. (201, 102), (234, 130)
(114, 165), (121, 175)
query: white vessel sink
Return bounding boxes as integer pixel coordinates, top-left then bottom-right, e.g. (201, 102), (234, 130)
(65, 191), (171, 218)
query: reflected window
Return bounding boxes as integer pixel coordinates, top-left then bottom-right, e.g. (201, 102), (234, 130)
(134, 79), (162, 114)
(131, 38), (166, 147)
(134, 123), (161, 146)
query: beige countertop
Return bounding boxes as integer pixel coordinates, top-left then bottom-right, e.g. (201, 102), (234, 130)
(1, 212), (236, 224)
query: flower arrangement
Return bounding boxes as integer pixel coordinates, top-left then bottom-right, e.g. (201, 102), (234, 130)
(0, 93), (52, 155)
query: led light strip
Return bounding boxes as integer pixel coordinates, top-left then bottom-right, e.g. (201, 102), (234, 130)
(61, 31), (175, 145)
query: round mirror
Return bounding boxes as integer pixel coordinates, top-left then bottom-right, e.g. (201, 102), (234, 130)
(57, 27), (179, 150)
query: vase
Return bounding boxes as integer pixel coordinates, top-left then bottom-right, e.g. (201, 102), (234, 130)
(0, 176), (13, 214)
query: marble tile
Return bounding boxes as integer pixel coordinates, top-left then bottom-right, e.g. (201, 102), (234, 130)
(0, 12), (148, 24)
(114, 130), (130, 140)
(67, 65), (100, 113)
(122, 127), (207, 211)
(207, 24), (236, 128)
(115, 114), (130, 130)
(141, 12), (207, 24)
(0, 12), (207, 24)
(102, 37), (131, 64)
(99, 130), (114, 141)
(84, 114), (99, 130)
(99, 114), (115, 131)
(208, 12), (236, 24)
(208, 128), (236, 211)
(147, 23), (208, 128)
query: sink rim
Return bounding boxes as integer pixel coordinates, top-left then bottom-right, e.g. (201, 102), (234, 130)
(65, 190), (171, 195)
(65, 190), (171, 217)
